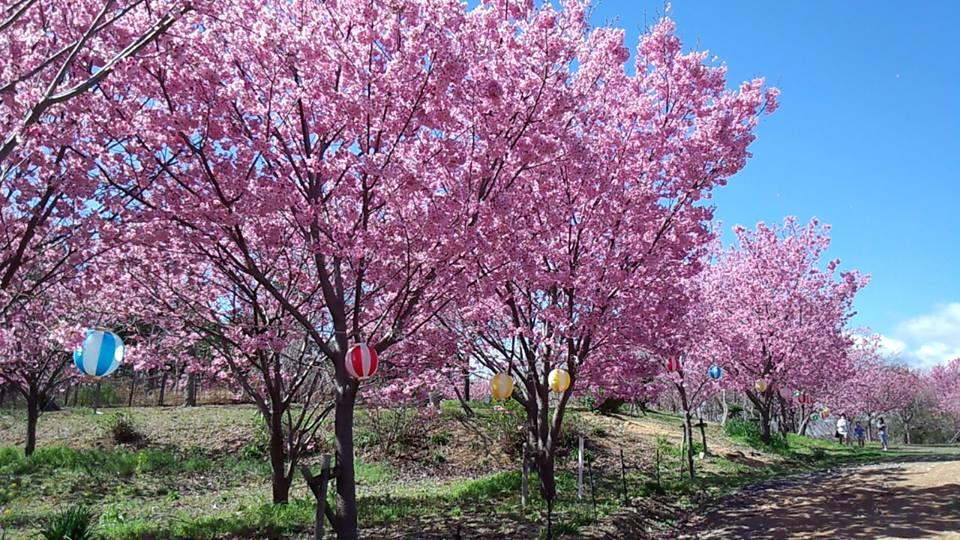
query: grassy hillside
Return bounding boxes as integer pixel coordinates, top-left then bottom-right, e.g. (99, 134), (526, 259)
(0, 402), (924, 539)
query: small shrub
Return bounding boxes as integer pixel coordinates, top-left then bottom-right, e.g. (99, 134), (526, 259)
(486, 402), (526, 457)
(239, 413), (271, 459)
(363, 406), (437, 457)
(105, 412), (145, 445)
(727, 404), (745, 420)
(596, 398), (625, 415)
(811, 447), (827, 461)
(591, 425), (608, 438)
(39, 506), (97, 540)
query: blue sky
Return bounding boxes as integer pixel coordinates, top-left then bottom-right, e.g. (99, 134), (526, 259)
(588, 1), (960, 367)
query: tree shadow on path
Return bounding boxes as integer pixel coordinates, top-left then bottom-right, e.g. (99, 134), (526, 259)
(684, 460), (960, 539)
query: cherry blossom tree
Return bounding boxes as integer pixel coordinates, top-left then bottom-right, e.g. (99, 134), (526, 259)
(447, 14), (776, 527)
(929, 358), (960, 442)
(0, 278), (84, 455)
(100, 244), (335, 504)
(89, 1), (617, 536)
(1, 0), (192, 307)
(699, 218), (867, 443)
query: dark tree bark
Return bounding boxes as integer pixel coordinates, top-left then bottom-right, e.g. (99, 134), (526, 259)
(25, 386), (40, 456)
(127, 374), (137, 407)
(676, 383), (696, 479)
(185, 373), (197, 407)
(746, 389), (773, 444)
(157, 371), (168, 406)
(698, 415), (708, 456)
(333, 382), (359, 540)
(267, 409), (293, 503)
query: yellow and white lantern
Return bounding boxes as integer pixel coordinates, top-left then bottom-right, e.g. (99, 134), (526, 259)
(548, 368), (571, 394)
(490, 372), (514, 401)
(754, 378), (769, 393)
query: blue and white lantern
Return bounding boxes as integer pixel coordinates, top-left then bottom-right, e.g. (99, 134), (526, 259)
(74, 330), (124, 378)
(708, 364), (723, 380)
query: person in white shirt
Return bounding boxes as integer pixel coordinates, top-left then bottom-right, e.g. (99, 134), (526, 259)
(836, 413), (849, 445)
(877, 416), (889, 451)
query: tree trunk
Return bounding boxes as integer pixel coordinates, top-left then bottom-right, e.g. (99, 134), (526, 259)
(333, 383), (359, 540)
(759, 405), (772, 444)
(675, 383), (696, 479)
(94, 381), (102, 410)
(745, 390), (773, 444)
(719, 390), (729, 426)
(127, 375), (137, 407)
(158, 371), (168, 406)
(268, 410), (292, 504)
(682, 411), (695, 478)
(698, 415), (708, 456)
(185, 373), (197, 407)
(529, 388), (558, 505)
(778, 397), (791, 434)
(61, 385), (70, 408)
(463, 371), (470, 402)
(25, 388), (40, 456)
(904, 423), (911, 445)
(798, 411), (810, 436)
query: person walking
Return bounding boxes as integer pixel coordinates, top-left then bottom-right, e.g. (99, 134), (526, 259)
(854, 421), (866, 448)
(877, 416), (889, 451)
(836, 413), (849, 445)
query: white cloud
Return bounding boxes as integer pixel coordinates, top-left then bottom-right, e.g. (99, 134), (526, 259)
(885, 303), (960, 369)
(876, 335), (907, 356)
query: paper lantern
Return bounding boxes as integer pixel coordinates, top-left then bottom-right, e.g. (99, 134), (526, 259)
(490, 373), (514, 401)
(754, 379), (768, 393)
(665, 357), (681, 373)
(548, 368), (571, 394)
(345, 343), (378, 379)
(820, 409), (830, 420)
(798, 393), (815, 406)
(708, 365), (722, 380)
(74, 330), (124, 378)
(778, 387), (792, 400)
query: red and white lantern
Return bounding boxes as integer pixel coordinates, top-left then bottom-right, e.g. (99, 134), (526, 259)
(346, 343), (378, 380)
(665, 357), (681, 373)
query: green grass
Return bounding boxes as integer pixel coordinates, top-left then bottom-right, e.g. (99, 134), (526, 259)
(1, 404), (953, 539)
(0, 445), (185, 477)
(97, 498), (315, 540)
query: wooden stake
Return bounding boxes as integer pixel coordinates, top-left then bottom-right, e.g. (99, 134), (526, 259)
(521, 442), (529, 508)
(587, 456), (597, 520)
(619, 448), (628, 504)
(577, 435), (584, 501)
(302, 455), (333, 540)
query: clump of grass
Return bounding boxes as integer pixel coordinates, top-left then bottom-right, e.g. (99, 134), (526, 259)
(104, 412), (145, 446)
(39, 506), (97, 540)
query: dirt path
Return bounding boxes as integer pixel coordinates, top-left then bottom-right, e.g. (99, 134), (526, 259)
(683, 454), (960, 539)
